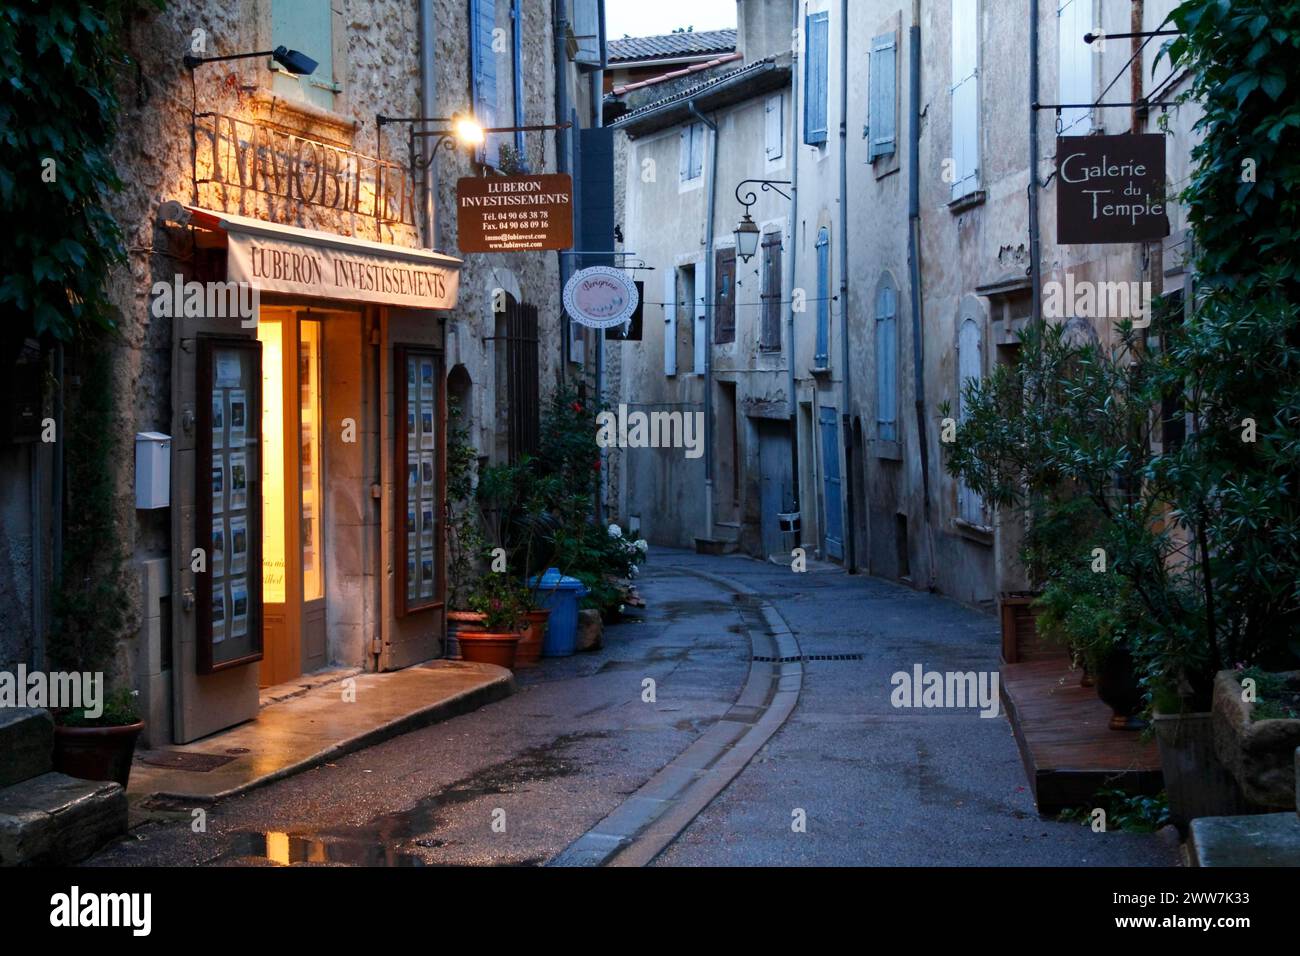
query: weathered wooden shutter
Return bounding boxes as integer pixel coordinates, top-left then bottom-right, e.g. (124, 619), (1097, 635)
(1057, 0), (1093, 134)
(663, 269), (677, 375)
(815, 227), (830, 365)
(875, 282), (898, 441)
(760, 232), (782, 350)
(868, 31), (897, 160)
(957, 316), (985, 524)
(715, 248), (736, 344)
(765, 94), (784, 161)
(950, 0), (979, 199)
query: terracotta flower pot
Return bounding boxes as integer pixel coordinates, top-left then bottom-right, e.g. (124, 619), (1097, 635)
(53, 720), (145, 788)
(516, 609), (551, 667)
(457, 630), (520, 669)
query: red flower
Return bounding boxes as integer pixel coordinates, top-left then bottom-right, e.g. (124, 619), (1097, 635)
(571, 401), (583, 413)
(593, 459), (601, 472)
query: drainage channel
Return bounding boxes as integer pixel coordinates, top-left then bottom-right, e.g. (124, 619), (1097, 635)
(550, 569), (803, 867)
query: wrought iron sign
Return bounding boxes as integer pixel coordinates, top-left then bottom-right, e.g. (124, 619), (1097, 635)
(193, 111), (417, 229)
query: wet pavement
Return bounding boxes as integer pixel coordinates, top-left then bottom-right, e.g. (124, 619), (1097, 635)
(86, 552), (1181, 867)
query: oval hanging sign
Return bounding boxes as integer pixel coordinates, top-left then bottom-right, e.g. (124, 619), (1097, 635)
(563, 266), (639, 330)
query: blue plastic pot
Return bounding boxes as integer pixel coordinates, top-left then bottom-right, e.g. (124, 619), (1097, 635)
(527, 568), (588, 657)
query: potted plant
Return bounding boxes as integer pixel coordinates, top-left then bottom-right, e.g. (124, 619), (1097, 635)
(460, 572), (528, 669)
(48, 336), (144, 787)
(52, 687), (143, 788)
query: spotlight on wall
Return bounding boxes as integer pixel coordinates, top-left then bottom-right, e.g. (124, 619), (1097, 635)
(183, 45), (318, 76)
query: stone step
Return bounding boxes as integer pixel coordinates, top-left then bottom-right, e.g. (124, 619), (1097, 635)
(0, 772), (128, 866)
(0, 708), (53, 788)
(1189, 812), (1300, 867)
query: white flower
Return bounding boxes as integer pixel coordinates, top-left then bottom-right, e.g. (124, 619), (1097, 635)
(634, 539), (648, 553)
(607, 523), (623, 538)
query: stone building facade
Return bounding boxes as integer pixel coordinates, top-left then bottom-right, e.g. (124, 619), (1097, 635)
(610, 0), (1200, 613)
(3, 0), (609, 745)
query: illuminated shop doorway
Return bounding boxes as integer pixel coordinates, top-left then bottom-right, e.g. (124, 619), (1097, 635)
(255, 306), (342, 687)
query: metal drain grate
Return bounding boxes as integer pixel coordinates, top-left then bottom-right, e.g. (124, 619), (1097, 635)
(752, 654), (864, 663)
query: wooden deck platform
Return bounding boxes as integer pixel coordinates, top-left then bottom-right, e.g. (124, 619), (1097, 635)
(1001, 658), (1164, 814)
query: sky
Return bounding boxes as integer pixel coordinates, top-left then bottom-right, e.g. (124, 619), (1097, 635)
(605, 0), (737, 40)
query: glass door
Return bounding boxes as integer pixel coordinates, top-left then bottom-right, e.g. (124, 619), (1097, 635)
(298, 316), (327, 671)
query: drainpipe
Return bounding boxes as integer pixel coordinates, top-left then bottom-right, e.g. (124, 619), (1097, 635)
(1029, 0), (1042, 326)
(906, 0), (935, 590)
(418, 0), (438, 249)
(555, 3), (572, 381)
(593, 3), (606, 524)
(688, 99), (718, 544)
(837, 0), (856, 573)
(787, 0), (801, 525)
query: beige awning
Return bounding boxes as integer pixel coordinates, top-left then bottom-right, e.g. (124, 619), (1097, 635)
(159, 201), (462, 310)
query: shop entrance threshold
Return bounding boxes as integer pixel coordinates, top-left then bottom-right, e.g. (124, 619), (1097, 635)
(129, 661), (513, 805)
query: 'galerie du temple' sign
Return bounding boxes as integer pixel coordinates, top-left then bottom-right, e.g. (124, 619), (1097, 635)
(456, 174), (574, 253)
(1056, 134), (1170, 244)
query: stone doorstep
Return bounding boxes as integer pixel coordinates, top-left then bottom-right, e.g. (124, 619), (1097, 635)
(1189, 812), (1300, 867)
(0, 707), (54, 789)
(127, 660), (513, 807)
(0, 772), (128, 866)
(258, 666), (363, 708)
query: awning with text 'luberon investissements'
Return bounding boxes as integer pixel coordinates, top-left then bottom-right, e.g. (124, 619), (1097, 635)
(158, 201), (463, 310)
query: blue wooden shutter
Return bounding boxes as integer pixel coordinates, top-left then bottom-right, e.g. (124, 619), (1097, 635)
(512, 0), (526, 161)
(571, 0), (602, 66)
(868, 32), (897, 160)
(804, 13), (829, 146)
(819, 406), (844, 560)
(690, 123), (705, 180)
(470, 0), (499, 167)
(876, 282), (898, 441)
(815, 227), (830, 365)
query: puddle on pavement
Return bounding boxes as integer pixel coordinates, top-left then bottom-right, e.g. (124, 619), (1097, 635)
(214, 732), (605, 867)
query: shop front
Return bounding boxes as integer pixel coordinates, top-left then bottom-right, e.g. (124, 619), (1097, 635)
(158, 202), (462, 743)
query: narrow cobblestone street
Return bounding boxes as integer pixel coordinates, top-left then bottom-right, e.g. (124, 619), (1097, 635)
(88, 552), (1180, 867)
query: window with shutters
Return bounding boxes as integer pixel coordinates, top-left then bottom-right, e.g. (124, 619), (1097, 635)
(956, 315), (987, 526)
(804, 12), (829, 146)
(470, 0), (501, 168)
(815, 227), (831, 367)
(868, 31), (898, 161)
(950, 0), (980, 200)
(875, 277), (899, 442)
(680, 122), (705, 185)
(759, 232), (782, 351)
(1057, 0), (1094, 134)
(271, 0), (337, 111)
(764, 94), (784, 164)
(715, 249), (736, 345)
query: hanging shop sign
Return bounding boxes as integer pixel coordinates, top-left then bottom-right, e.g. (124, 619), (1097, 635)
(1056, 134), (1170, 244)
(456, 174), (574, 253)
(563, 266), (640, 330)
